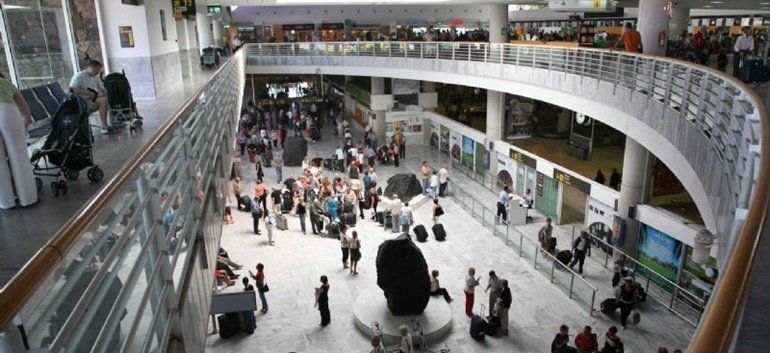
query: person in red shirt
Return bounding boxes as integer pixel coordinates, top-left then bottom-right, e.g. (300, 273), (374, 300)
(614, 23), (643, 53)
(255, 180), (267, 211)
(574, 326), (598, 353)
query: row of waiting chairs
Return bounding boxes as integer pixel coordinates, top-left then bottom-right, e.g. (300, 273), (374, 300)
(21, 82), (69, 144)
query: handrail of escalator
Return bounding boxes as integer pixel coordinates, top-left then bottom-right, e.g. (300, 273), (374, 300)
(0, 50), (244, 330)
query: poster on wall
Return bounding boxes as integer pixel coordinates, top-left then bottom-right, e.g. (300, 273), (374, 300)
(439, 126), (450, 154)
(680, 246), (718, 300)
(119, 26), (134, 48)
(450, 130), (461, 161)
(392, 79), (420, 95)
(637, 224), (683, 294)
(475, 142), (487, 171)
(429, 120), (439, 147)
(462, 136), (474, 169)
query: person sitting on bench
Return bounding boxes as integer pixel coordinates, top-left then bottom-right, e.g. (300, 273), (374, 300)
(69, 60), (113, 135)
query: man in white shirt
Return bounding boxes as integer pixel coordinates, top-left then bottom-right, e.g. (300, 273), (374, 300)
(733, 26), (756, 77)
(389, 194), (402, 233)
(438, 164), (449, 197)
(69, 60), (111, 134)
(496, 187), (512, 223)
(335, 146), (345, 172)
(398, 325), (413, 353)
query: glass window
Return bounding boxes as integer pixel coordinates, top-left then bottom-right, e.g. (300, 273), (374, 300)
(2, 0), (76, 88)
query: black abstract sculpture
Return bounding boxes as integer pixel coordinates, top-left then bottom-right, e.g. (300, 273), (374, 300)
(376, 234), (431, 315)
(282, 136), (308, 166)
(383, 174), (423, 201)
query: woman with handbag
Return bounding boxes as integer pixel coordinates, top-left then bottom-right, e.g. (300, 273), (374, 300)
(432, 199), (444, 225)
(315, 275), (330, 326)
(250, 263), (269, 313)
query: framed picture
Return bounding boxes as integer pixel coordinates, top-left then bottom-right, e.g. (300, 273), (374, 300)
(119, 26), (135, 48)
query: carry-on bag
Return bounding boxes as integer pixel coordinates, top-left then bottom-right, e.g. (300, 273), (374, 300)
(432, 224), (446, 241)
(414, 224), (429, 242)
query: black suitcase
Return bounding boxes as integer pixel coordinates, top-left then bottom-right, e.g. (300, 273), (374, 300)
(600, 298), (619, 314)
(323, 158), (333, 171)
(470, 314), (487, 341)
(485, 315), (500, 336)
(548, 237), (557, 252)
(341, 212), (357, 227)
(376, 211), (385, 225)
(281, 193), (293, 213)
(432, 224), (446, 241)
(414, 224), (429, 242)
(556, 250), (572, 266)
(217, 313), (241, 339)
(264, 156), (272, 168)
(241, 195), (252, 212)
(327, 222), (341, 239)
(384, 212), (393, 228)
(741, 59), (769, 84)
(342, 201), (353, 213)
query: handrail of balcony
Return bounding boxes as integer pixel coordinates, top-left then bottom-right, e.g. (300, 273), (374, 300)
(0, 51), (245, 331)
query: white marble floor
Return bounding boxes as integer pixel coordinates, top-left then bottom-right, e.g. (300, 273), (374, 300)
(206, 126), (690, 353)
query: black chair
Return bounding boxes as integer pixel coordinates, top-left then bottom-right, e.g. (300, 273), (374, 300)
(20, 89), (52, 143)
(47, 82), (68, 102)
(32, 85), (60, 116)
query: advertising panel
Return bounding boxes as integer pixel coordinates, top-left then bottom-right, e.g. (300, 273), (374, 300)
(439, 126), (449, 154)
(462, 136), (474, 169)
(636, 224), (684, 293)
(450, 130), (461, 161)
(475, 142), (488, 171)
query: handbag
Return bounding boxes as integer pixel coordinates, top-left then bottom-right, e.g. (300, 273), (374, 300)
(434, 207), (444, 217)
(262, 283), (270, 292)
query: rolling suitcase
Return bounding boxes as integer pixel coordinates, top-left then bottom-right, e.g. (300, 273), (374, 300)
(556, 250), (572, 266)
(741, 59), (769, 84)
(275, 214), (288, 230)
(376, 211), (385, 225)
(281, 193), (293, 213)
(341, 212), (357, 227)
(217, 313), (241, 339)
(470, 313), (487, 341)
(600, 298), (619, 314)
(323, 158), (333, 171)
(384, 212), (393, 228)
(414, 224), (429, 242)
(241, 195), (252, 212)
(327, 222), (341, 239)
(548, 237), (557, 252)
(432, 224), (446, 241)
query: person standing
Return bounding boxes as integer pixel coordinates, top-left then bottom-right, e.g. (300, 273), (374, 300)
(614, 22), (643, 53)
(349, 231), (361, 275)
(250, 197), (263, 235)
(420, 161), (431, 195)
(496, 187), (512, 223)
(255, 180), (268, 212)
(296, 197), (307, 234)
(0, 77), (37, 209)
(594, 169), (605, 185)
(390, 194), (402, 233)
(438, 163), (449, 197)
(398, 135), (406, 159)
(431, 199), (443, 225)
(485, 270), (502, 311)
(733, 26), (755, 78)
(609, 168), (621, 191)
(574, 326), (598, 353)
(539, 218), (554, 251)
(310, 197), (325, 235)
(399, 201), (414, 234)
(429, 171), (439, 199)
(617, 278), (639, 330)
(398, 325), (414, 353)
(249, 263), (269, 313)
(233, 177), (244, 210)
(264, 210), (276, 246)
(499, 279), (512, 335)
(464, 267), (480, 316)
(274, 154), (283, 182)
(316, 275), (331, 326)
(569, 231), (592, 275)
(430, 269), (452, 302)
(340, 230), (350, 269)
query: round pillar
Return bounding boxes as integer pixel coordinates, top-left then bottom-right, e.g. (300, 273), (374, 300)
(637, 0), (670, 56)
(371, 77), (387, 144)
(669, 7), (690, 40)
(487, 4), (508, 43)
(617, 138), (652, 257)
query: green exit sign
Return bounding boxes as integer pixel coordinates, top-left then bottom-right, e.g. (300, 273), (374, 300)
(207, 5), (222, 14)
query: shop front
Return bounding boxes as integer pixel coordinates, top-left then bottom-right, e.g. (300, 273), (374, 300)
(349, 23), (387, 41)
(281, 23), (315, 42)
(320, 23), (344, 41)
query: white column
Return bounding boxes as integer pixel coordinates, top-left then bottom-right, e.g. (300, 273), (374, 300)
(617, 138), (651, 256)
(420, 81), (436, 112)
(487, 3), (509, 43)
(556, 109), (571, 134)
(637, 0), (670, 56)
(371, 76), (386, 144)
(486, 90), (505, 173)
(669, 7), (690, 40)
(212, 19), (223, 47)
(196, 13), (213, 50)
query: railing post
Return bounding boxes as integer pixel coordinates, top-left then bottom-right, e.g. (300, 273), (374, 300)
(534, 245), (539, 269)
(519, 233), (524, 256)
(420, 43), (423, 59)
(569, 275), (575, 299)
(550, 257), (556, 283)
(467, 45), (471, 62)
(590, 290), (596, 316)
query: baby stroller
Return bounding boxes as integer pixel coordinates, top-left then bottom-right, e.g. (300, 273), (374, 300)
(104, 71), (143, 133)
(30, 94), (104, 196)
(201, 47), (220, 69)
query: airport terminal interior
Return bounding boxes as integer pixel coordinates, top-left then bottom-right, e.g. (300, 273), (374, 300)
(0, 1), (769, 352)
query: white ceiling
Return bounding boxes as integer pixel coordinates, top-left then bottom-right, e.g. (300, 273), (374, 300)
(204, 0), (769, 10)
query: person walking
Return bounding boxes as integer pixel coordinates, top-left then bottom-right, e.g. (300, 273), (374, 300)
(569, 231), (592, 275)
(296, 197), (307, 234)
(438, 163), (449, 197)
(250, 197), (263, 235)
(274, 154), (283, 182)
(420, 161), (431, 195)
(390, 194), (402, 233)
(499, 279), (512, 335)
(349, 231), (361, 275)
(399, 201), (414, 234)
(249, 263), (269, 313)
(431, 199), (443, 225)
(340, 230), (350, 269)
(430, 269), (452, 302)
(316, 275), (331, 326)
(614, 22), (643, 53)
(496, 187), (512, 223)
(464, 267), (480, 316)
(255, 180), (267, 211)
(617, 278), (639, 330)
(0, 76), (37, 209)
(485, 270), (502, 312)
(429, 170), (439, 199)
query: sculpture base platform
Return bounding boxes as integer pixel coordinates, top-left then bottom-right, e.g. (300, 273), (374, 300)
(353, 288), (452, 346)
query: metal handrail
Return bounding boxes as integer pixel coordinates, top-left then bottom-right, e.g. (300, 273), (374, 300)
(0, 51), (245, 330)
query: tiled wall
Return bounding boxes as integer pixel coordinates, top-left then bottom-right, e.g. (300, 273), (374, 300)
(151, 51), (183, 98)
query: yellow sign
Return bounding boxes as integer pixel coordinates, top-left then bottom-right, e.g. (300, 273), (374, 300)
(593, 0), (601, 8)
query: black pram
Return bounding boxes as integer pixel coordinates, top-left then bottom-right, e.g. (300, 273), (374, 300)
(104, 71), (143, 132)
(31, 94), (104, 196)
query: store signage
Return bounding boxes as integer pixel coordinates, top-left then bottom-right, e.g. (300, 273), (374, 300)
(171, 0), (196, 19)
(322, 23), (344, 30)
(548, 0), (615, 13)
(207, 5), (222, 14)
(553, 168), (591, 194)
(536, 172), (545, 197)
(282, 24), (315, 31)
(509, 149), (536, 168)
(351, 23), (382, 30)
